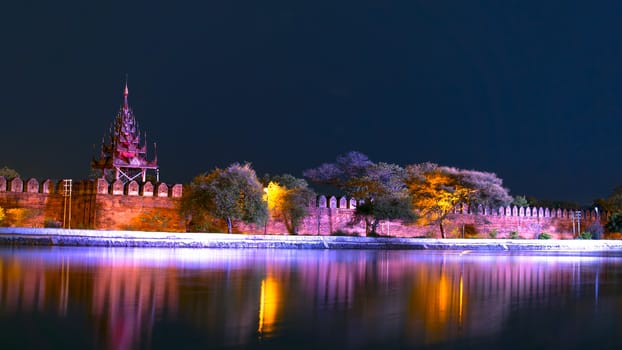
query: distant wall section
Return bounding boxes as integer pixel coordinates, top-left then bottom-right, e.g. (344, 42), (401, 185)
(240, 195), (605, 239)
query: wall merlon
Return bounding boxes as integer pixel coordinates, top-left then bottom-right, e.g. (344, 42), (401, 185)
(170, 184), (182, 198)
(41, 179), (53, 194)
(0, 177), (183, 198)
(157, 183), (169, 197)
(26, 178), (38, 193)
(349, 198), (357, 209)
(141, 181), (154, 196)
(311, 195), (602, 222)
(126, 181), (139, 196)
(9, 178), (23, 192)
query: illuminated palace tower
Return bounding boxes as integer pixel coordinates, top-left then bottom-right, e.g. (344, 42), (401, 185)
(92, 83), (159, 183)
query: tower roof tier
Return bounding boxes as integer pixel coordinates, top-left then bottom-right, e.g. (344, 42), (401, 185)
(91, 82), (159, 181)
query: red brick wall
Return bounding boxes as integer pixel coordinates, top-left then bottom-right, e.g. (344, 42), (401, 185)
(0, 177), (607, 238)
(0, 192), (64, 227)
(240, 205), (604, 239)
(0, 178), (184, 232)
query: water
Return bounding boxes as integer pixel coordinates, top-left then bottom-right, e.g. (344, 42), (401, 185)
(1, 247), (621, 349)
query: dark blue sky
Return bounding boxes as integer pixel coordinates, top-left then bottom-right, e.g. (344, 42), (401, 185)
(1, 1), (622, 204)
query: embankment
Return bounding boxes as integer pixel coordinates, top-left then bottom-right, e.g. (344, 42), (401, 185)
(2, 227), (622, 253)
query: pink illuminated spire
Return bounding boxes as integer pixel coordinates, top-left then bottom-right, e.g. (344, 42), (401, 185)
(123, 76), (129, 112)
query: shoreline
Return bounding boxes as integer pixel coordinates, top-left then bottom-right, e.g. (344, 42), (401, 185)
(1, 227), (622, 253)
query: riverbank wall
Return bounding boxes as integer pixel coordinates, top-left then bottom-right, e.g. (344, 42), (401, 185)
(241, 197), (605, 239)
(0, 177), (609, 239)
(1, 228), (622, 252)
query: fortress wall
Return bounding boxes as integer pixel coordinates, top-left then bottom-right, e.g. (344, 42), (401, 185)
(0, 177), (607, 238)
(241, 209), (601, 239)
(0, 191), (64, 227)
(0, 177), (184, 231)
(69, 179), (184, 231)
(239, 196), (604, 239)
(90, 194), (184, 232)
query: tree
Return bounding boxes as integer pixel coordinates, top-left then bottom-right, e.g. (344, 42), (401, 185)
(606, 213), (622, 233)
(0, 166), (20, 179)
(511, 195), (530, 207)
(264, 174), (315, 234)
(304, 151), (415, 235)
(88, 168), (116, 183)
(303, 151), (373, 197)
(353, 192), (417, 235)
(405, 163), (512, 238)
(597, 185), (622, 213)
(456, 168), (512, 208)
(405, 164), (469, 238)
(181, 163), (267, 233)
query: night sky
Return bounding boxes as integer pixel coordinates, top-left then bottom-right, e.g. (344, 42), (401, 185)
(2, 1), (622, 205)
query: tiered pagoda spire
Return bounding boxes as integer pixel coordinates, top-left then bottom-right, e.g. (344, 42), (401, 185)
(92, 82), (158, 183)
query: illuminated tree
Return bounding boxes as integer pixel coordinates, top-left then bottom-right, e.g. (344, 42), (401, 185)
(405, 163), (511, 238)
(303, 151), (373, 197)
(304, 151), (415, 235)
(181, 163), (267, 233)
(456, 168), (512, 208)
(405, 164), (467, 238)
(264, 174), (315, 234)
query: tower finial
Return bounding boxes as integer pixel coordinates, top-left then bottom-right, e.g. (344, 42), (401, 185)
(123, 75), (129, 112)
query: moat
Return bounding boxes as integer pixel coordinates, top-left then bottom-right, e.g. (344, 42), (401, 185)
(1, 247), (621, 349)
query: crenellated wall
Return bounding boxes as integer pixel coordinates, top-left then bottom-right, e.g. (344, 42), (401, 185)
(239, 195), (606, 239)
(0, 177), (184, 231)
(0, 178), (609, 238)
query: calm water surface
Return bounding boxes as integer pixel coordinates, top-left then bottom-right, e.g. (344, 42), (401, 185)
(1, 247), (621, 349)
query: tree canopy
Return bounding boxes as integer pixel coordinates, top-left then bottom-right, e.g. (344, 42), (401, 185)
(0, 166), (20, 179)
(264, 174), (315, 234)
(596, 185), (622, 213)
(405, 163), (512, 238)
(303, 151), (374, 198)
(304, 151), (416, 235)
(181, 163), (267, 233)
(511, 195), (530, 207)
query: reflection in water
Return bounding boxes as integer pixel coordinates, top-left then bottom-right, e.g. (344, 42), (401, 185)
(0, 248), (621, 349)
(258, 275), (280, 340)
(92, 263), (178, 349)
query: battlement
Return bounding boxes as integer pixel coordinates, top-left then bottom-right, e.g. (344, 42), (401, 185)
(0, 177), (182, 198)
(313, 195), (601, 220)
(0, 176), (603, 237)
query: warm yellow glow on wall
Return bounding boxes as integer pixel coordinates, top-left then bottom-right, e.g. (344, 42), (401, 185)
(5, 208), (31, 227)
(257, 276), (280, 338)
(263, 182), (285, 218)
